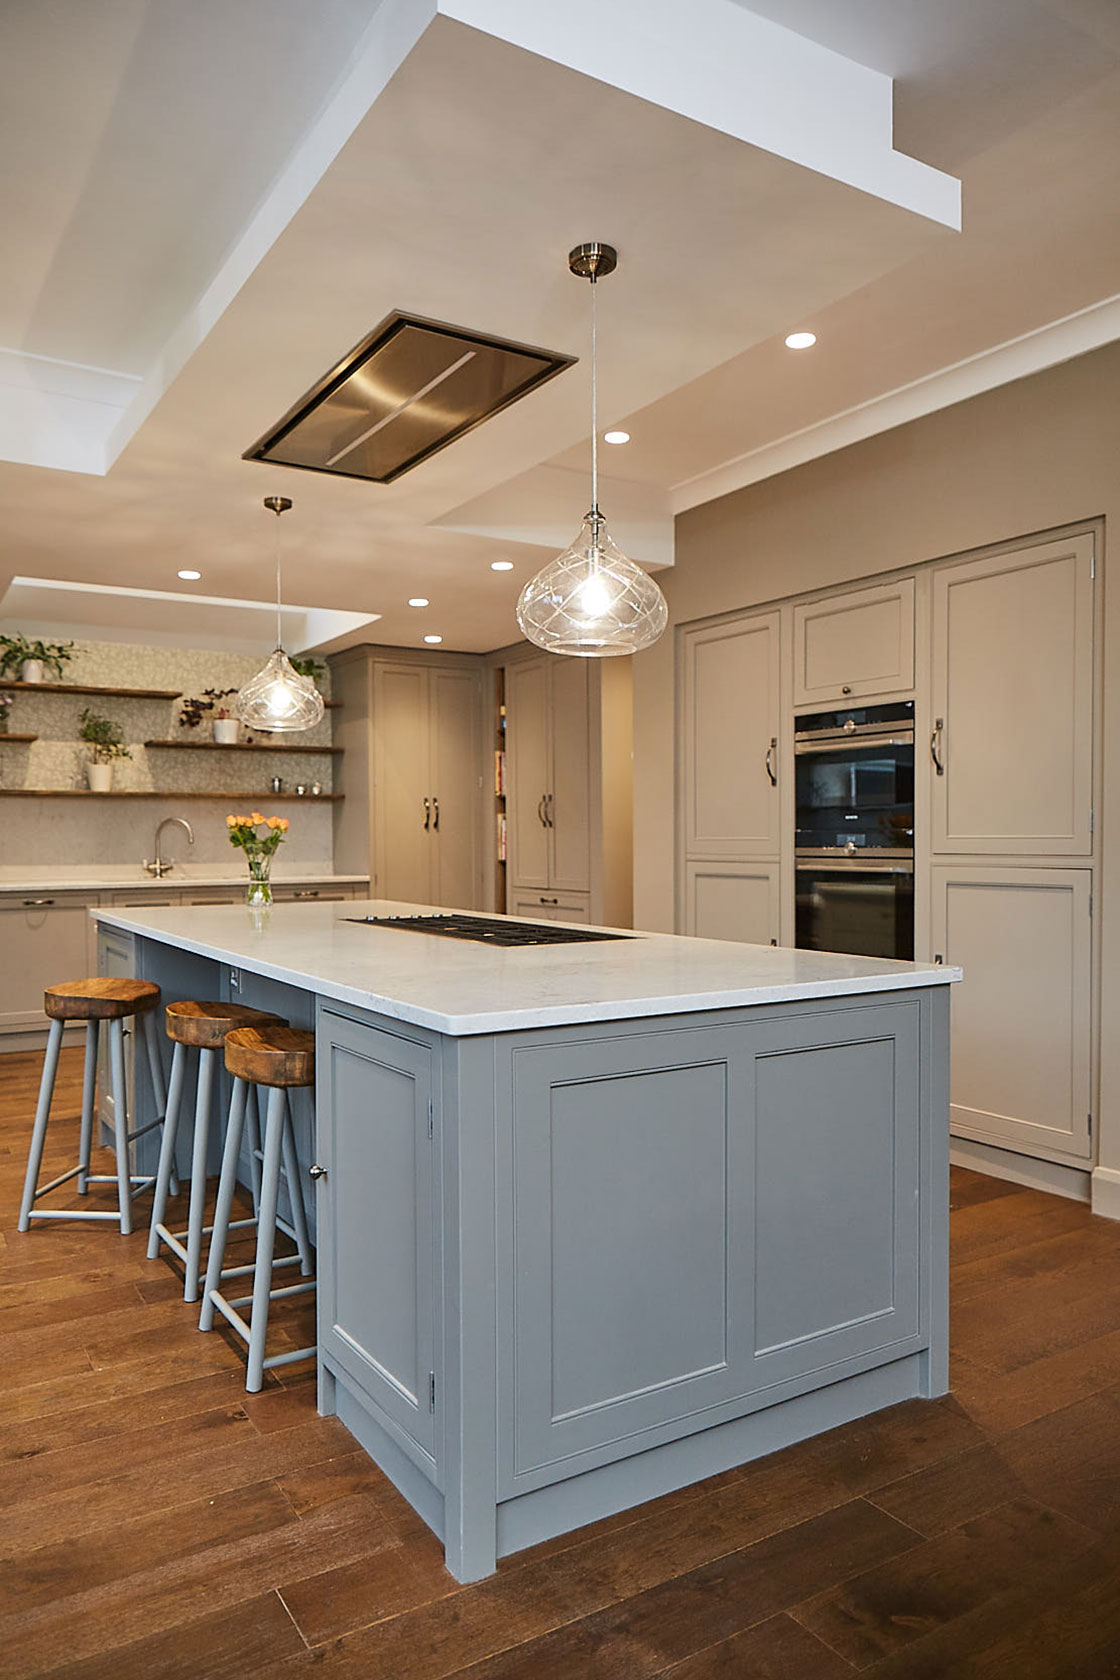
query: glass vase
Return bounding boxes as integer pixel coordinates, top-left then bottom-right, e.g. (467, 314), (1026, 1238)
(246, 855), (273, 908)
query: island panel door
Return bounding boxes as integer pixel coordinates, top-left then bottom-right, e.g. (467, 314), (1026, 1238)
(317, 1010), (438, 1471)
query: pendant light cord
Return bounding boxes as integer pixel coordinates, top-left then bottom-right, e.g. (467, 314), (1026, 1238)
(273, 505), (283, 650)
(590, 274), (598, 520)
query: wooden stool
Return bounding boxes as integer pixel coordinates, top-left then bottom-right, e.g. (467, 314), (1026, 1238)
(198, 1024), (315, 1391)
(19, 978), (168, 1235)
(148, 1000), (287, 1302)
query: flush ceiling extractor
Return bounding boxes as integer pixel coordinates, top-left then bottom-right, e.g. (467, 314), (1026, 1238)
(244, 312), (575, 484)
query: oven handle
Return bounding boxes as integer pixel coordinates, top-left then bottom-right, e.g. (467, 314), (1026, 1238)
(795, 859), (914, 875)
(794, 732), (914, 755)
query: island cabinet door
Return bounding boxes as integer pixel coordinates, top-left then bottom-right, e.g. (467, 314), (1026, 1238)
(501, 999), (923, 1492)
(316, 1010), (439, 1474)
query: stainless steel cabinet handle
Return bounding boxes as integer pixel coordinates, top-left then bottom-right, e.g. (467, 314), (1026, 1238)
(539, 895), (559, 905)
(764, 738), (778, 787)
(930, 718), (945, 776)
(537, 795), (548, 827)
(292, 890), (320, 899)
(308, 1163), (327, 1180)
(23, 897), (54, 906)
(432, 796), (439, 832)
(545, 792), (554, 827)
(423, 797), (431, 830)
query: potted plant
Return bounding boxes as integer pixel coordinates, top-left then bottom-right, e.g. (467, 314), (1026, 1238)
(178, 688), (240, 744)
(79, 708), (132, 792)
(0, 634), (75, 683)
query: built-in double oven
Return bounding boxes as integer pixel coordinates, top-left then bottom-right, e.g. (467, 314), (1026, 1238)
(794, 700), (914, 961)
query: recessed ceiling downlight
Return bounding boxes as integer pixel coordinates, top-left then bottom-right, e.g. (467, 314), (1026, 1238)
(490, 561), (514, 572)
(785, 331), (817, 350)
(604, 430), (630, 444)
(178, 569), (201, 580)
(424, 634), (443, 644)
(408, 597), (429, 607)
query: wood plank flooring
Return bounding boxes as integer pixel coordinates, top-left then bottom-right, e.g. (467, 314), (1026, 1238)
(3, 1047), (1120, 1677)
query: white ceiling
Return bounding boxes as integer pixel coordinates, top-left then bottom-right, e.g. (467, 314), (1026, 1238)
(1, 0), (1118, 654)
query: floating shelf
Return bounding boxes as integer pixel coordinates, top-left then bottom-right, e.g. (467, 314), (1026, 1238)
(0, 733), (37, 743)
(0, 789), (343, 801)
(0, 680), (182, 699)
(144, 739), (342, 755)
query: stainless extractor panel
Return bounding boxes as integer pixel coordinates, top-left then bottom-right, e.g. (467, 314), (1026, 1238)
(244, 313), (576, 484)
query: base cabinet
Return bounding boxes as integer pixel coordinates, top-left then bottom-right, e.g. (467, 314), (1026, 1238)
(317, 1009), (439, 1477)
(931, 866), (1092, 1162)
(0, 893), (97, 1038)
(683, 862), (778, 946)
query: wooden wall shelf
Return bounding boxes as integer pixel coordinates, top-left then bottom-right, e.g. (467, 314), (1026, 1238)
(0, 789), (343, 801)
(0, 734), (37, 743)
(144, 740), (342, 755)
(0, 680), (181, 699)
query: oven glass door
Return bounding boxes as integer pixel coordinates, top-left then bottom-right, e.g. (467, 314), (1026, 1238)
(795, 739), (914, 852)
(795, 863), (914, 960)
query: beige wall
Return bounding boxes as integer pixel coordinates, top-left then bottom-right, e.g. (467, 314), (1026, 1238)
(633, 339), (1120, 1168)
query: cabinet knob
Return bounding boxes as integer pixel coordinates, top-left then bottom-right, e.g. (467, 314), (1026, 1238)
(308, 1163), (327, 1180)
(842, 685), (852, 695)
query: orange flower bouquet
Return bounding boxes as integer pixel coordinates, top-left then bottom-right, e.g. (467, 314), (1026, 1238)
(226, 812), (290, 906)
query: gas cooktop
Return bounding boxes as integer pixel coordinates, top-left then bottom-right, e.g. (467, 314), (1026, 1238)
(342, 913), (629, 947)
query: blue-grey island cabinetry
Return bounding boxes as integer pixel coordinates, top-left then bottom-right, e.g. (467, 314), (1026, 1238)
(91, 899), (953, 1584)
(312, 982), (944, 1582)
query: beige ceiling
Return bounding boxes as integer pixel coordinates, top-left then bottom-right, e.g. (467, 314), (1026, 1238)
(1, 1), (1118, 654)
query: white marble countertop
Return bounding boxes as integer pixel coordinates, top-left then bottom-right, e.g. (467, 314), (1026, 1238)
(91, 897), (961, 1037)
(0, 865), (368, 892)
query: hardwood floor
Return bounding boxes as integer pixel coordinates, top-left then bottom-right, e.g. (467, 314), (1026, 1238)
(3, 1047), (1120, 1678)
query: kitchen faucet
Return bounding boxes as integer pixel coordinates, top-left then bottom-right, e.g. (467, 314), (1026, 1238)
(143, 816), (195, 878)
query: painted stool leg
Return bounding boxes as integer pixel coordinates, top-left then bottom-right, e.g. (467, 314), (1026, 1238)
(147, 1040), (187, 1259)
(199, 1078), (248, 1332)
(108, 1018), (132, 1235)
(246, 1085), (263, 1216)
(281, 1103), (314, 1275)
(142, 1012), (176, 1197)
(18, 1017), (64, 1231)
(246, 1087), (286, 1393)
(184, 1047), (216, 1303)
(77, 1019), (99, 1195)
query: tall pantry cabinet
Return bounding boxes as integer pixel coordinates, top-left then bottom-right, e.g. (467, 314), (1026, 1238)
(332, 647), (485, 908)
(504, 652), (633, 927)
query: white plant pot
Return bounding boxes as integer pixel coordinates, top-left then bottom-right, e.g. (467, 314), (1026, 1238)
(20, 659), (44, 684)
(86, 761), (113, 793)
(213, 717), (240, 745)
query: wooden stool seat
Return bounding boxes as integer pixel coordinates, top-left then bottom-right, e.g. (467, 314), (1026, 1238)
(224, 1025), (315, 1089)
(45, 977), (160, 1022)
(165, 999), (285, 1050)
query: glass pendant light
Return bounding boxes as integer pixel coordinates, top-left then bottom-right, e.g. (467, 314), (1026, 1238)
(236, 496), (325, 732)
(517, 242), (667, 657)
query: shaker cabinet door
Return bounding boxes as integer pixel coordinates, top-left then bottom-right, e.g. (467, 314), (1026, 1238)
(506, 658), (551, 889)
(683, 861), (778, 946)
(930, 536), (1094, 855)
(430, 666), (482, 909)
(317, 1011), (438, 1471)
(793, 578), (915, 705)
(931, 866), (1091, 1161)
(547, 658), (592, 893)
(374, 663), (434, 902)
(681, 612), (780, 858)
(0, 894), (97, 1036)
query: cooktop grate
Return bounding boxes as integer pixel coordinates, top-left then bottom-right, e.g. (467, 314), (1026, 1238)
(342, 913), (629, 947)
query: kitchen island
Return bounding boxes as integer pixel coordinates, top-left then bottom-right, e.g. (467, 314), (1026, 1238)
(92, 898), (959, 1582)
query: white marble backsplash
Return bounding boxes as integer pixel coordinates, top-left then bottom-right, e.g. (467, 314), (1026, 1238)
(0, 637), (338, 868)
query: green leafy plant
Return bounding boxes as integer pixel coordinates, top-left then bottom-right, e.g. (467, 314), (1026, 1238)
(0, 634), (75, 679)
(178, 688), (239, 729)
(289, 656), (324, 680)
(79, 708), (132, 764)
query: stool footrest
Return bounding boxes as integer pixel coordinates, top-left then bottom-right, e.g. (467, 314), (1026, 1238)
(214, 1253), (304, 1285)
(32, 1164), (83, 1198)
(226, 1279), (315, 1312)
(124, 1116), (166, 1145)
(262, 1344), (316, 1373)
(24, 1208), (130, 1223)
(153, 1214), (259, 1268)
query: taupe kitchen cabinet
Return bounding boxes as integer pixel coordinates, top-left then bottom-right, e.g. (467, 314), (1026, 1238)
(930, 534), (1094, 856)
(316, 1006), (440, 1477)
(682, 861), (779, 946)
(792, 577), (915, 706)
(680, 611), (780, 859)
(0, 891), (97, 1042)
(931, 865), (1092, 1163)
(332, 646), (485, 908)
(505, 654), (633, 927)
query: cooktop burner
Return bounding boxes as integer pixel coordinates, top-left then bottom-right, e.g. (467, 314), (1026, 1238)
(343, 913), (629, 947)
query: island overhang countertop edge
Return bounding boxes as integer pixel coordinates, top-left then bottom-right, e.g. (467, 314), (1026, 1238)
(90, 899), (961, 1036)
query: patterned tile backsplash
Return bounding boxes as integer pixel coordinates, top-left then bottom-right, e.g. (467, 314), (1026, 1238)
(0, 639), (338, 867)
